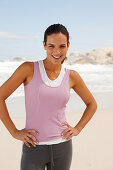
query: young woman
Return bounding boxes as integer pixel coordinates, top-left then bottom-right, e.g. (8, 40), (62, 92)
(0, 24), (97, 170)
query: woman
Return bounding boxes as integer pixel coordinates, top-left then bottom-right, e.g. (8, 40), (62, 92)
(0, 24), (97, 170)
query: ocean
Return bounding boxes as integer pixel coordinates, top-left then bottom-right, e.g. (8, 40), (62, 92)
(0, 58), (113, 116)
(0, 59), (113, 99)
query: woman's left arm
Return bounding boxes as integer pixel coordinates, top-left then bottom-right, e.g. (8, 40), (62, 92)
(61, 70), (97, 140)
(71, 70), (97, 132)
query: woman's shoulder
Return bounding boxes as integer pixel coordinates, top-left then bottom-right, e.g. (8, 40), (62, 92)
(22, 61), (34, 77)
(69, 69), (82, 88)
(65, 67), (79, 77)
(22, 61), (34, 86)
(69, 69), (79, 76)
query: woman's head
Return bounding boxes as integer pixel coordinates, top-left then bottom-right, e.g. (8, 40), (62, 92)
(44, 23), (69, 46)
(43, 24), (70, 64)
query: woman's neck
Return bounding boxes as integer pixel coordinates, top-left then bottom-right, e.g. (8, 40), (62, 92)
(43, 58), (62, 72)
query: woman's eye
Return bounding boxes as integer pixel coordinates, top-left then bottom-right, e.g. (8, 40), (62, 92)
(48, 46), (53, 47)
(48, 46), (65, 48)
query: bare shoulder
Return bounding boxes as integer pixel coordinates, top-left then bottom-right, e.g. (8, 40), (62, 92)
(22, 61), (34, 85)
(22, 61), (33, 70)
(16, 61), (33, 73)
(69, 69), (82, 88)
(17, 61), (34, 84)
(69, 69), (97, 106)
(0, 61), (34, 100)
(23, 61), (34, 76)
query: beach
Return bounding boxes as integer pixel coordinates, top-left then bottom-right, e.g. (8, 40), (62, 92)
(0, 0), (113, 168)
(0, 91), (113, 170)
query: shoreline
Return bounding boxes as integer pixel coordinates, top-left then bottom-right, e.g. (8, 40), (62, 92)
(5, 90), (113, 117)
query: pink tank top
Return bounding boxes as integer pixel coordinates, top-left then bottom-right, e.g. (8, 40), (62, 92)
(24, 60), (70, 143)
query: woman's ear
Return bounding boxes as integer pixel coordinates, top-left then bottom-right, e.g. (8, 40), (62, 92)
(67, 42), (70, 48)
(43, 41), (46, 50)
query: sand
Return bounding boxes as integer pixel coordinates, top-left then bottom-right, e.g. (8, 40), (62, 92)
(0, 91), (113, 170)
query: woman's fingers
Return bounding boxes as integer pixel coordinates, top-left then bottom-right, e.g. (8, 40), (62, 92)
(25, 129), (39, 147)
(23, 139), (31, 148)
(13, 128), (39, 147)
(27, 129), (39, 144)
(24, 136), (36, 147)
(26, 133), (39, 144)
(27, 129), (38, 135)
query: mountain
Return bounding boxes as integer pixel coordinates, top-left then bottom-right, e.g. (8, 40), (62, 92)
(65, 47), (113, 65)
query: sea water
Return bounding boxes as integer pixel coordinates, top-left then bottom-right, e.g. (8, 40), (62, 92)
(0, 59), (113, 116)
(0, 59), (113, 98)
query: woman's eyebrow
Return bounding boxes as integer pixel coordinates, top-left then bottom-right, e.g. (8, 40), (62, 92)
(48, 44), (66, 45)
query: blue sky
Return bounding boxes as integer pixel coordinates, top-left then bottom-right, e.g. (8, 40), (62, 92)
(0, 0), (113, 59)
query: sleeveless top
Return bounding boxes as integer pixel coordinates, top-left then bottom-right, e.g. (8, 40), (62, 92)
(24, 60), (71, 145)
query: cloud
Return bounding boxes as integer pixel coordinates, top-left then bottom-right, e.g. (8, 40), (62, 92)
(0, 31), (39, 40)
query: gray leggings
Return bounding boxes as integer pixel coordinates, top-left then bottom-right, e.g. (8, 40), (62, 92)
(20, 139), (72, 170)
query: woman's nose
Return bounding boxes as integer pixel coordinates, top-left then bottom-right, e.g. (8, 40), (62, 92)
(53, 49), (61, 55)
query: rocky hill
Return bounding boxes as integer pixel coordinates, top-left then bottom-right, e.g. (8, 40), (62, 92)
(65, 47), (113, 65)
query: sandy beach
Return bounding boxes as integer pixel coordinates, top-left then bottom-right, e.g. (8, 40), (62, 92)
(0, 91), (113, 170)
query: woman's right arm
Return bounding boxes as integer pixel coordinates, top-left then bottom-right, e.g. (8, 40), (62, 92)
(0, 62), (39, 147)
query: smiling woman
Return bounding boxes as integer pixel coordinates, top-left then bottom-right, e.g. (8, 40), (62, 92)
(43, 32), (69, 64)
(43, 24), (69, 65)
(0, 23), (97, 170)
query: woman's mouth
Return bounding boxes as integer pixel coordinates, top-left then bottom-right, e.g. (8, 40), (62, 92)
(52, 55), (61, 59)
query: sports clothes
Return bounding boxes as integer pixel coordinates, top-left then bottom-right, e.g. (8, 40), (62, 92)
(21, 60), (72, 170)
(20, 138), (72, 170)
(24, 60), (71, 145)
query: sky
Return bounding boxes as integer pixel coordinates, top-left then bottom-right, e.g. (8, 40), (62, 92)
(0, 0), (113, 60)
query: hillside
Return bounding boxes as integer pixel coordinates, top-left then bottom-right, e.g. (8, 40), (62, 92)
(65, 47), (113, 65)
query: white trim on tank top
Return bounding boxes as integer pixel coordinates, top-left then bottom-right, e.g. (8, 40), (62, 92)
(34, 137), (71, 145)
(36, 60), (70, 145)
(38, 60), (66, 87)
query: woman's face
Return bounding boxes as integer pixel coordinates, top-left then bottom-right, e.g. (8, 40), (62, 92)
(43, 32), (70, 64)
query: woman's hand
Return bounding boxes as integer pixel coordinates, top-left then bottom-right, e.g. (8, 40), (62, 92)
(12, 128), (39, 148)
(61, 122), (80, 140)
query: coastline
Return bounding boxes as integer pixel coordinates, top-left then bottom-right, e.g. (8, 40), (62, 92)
(5, 90), (113, 117)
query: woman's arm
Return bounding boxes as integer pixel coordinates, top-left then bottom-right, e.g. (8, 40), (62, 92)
(70, 70), (97, 132)
(0, 62), (29, 136)
(0, 62), (39, 147)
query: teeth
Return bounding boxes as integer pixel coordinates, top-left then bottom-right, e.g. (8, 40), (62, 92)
(53, 55), (61, 58)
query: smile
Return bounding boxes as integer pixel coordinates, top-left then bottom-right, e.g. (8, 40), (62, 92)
(52, 55), (61, 59)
